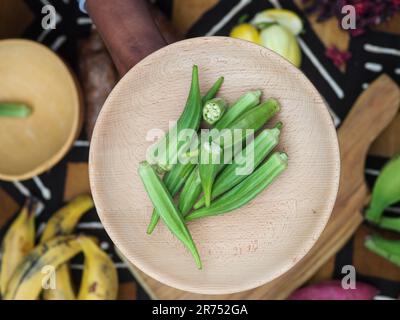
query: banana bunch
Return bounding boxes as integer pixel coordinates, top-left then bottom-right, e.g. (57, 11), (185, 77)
(0, 195), (118, 300)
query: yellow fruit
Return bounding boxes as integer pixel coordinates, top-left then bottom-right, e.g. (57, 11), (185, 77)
(3, 236), (82, 300)
(260, 24), (302, 67)
(78, 237), (118, 300)
(251, 9), (303, 36)
(230, 23), (261, 44)
(0, 200), (36, 296)
(40, 194), (94, 300)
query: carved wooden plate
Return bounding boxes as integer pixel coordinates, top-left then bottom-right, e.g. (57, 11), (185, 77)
(89, 37), (340, 294)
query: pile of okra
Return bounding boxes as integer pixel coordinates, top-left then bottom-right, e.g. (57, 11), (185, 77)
(138, 66), (288, 269)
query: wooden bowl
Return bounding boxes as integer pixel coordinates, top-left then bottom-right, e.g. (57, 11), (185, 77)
(89, 37), (340, 294)
(0, 39), (81, 181)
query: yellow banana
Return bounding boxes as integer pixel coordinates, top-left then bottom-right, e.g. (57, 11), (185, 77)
(78, 237), (118, 300)
(40, 194), (94, 241)
(0, 199), (36, 297)
(40, 194), (94, 300)
(3, 235), (82, 300)
(41, 265), (75, 300)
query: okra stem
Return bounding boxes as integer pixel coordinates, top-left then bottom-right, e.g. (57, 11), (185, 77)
(186, 152), (288, 222)
(0, 103), (31, 118)
(138, 161), (202, 269)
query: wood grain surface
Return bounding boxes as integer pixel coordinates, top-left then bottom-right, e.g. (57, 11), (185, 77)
(126, 74), (400, 300)
(0, 40), (81, 181)
(89, 37), (340, 295)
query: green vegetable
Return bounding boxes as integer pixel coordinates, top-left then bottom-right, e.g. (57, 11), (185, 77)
(214, 90), (261, 130)
(179, 162), (228, 216)
(365, 155), (400, 223)
(138, 161), (202, 269)
(149, 65), (202, 172)
(178, 166), (204, 216)
(199, 141), (223, 207)
(178, 99), (280, 215)
(365, 234), (400, 267)
(0, 103), (31, 118)
(377, 217), (400, 233)
(194, 123), (282, 209)
(186, 152), (288, 222)
(203, 98), (227, 125)
(147, 77), (225, 234)
(219, 98), (280, 149)
(202, 77), (224, 105)
(146, 162), (195, 234)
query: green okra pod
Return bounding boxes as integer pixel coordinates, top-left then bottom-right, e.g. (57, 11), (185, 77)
(215, 98), (280, 150)
(179, 160), (226, 216)
(178, 100), (280, 214)
(202, 98), (227, 125)
(146, 162), (195, 234)
(194, 123), (282, 209)
(147, 76), (225, 234)
(0, 103), (31, 118)
(202, 77), (224, 105)
(178, 166), (203, 216)
(214, 90), (261, 130)
(199, 141), (223, 207)
(148, 65), (202, 172)
(365, 234), (400, 267)
(186, 152), (288, 222)
(138, 161), (202, 269)
(365, 155), (400, 223)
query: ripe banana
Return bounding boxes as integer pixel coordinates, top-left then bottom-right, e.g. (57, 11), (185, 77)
(3, 235), (82, 300)
(40, 194), (94, 241)
(40, 265), (75, 300)
(0, 199), (36, 297)
(78, 237), (118, 300)
(40, 194), (93, 300)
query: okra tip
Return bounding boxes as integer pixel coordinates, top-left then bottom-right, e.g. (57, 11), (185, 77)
(139, 161), (149, 168)
(274, 121), (283, 130)
(279, 152), (288, 162)
(253, 89), (262, 98)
